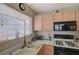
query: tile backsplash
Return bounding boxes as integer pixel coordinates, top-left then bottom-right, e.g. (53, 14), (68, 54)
(35, 31), (79, 41)
(35, 31), (53, 40)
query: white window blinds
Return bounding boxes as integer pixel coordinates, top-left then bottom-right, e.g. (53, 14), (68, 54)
(0, 4), (32, 42)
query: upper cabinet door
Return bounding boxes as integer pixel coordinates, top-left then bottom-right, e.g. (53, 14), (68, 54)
(76, 9), (79, 31)
(63, 9), (76, 21)
(76, 9), (79, 21)
(34, 15), (43, 31)
(42, 15), (53, 31)
(53, 12), (64, 21)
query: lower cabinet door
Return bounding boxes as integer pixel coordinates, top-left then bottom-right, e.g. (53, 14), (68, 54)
(44, 44), (54, 55)
(37, 44), (54, 55)
(37, 45), (44, 55)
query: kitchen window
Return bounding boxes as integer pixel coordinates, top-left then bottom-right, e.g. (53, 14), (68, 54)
(25, 16), (32, 36)
(0, 4), (32, 42)
(0, 14), (24, 42)
(0, 14), (32, 42)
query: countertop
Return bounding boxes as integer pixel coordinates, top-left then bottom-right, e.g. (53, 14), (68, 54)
(12, 40), (53, 55)
(12, 39), (79, 55)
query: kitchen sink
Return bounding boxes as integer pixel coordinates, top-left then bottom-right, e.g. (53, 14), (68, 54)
(26, 41), (42, 49)
(11, 41), (42, 55)
(11, 47), (37, 55)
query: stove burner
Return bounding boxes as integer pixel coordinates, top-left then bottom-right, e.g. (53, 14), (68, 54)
(55, 40), (64, 46)
(65, 41), (78, 47)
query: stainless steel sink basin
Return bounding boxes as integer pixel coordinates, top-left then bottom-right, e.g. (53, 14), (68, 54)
(26, 41), (42, 49)
(11, 47), (37, 55)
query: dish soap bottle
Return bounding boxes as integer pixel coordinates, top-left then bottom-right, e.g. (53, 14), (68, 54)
(48, 34), (52, 41)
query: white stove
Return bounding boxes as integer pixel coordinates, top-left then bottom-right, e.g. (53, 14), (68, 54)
(65, 41), (78, 47)
(54, 39), (79, 49)
(55, 40), (64, 46)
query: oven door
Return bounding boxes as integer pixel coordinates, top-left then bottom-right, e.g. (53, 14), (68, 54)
(54, 46), (79, 55)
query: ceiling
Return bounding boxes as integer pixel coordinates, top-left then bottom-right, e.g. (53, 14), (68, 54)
(27, 3), (79, 13)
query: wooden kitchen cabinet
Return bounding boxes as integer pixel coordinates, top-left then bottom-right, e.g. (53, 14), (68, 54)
(77, 21), (79, 32)
(34, 9), (78, 31)
(44, 44), (54, 55)
(37, 45), (44, 55)
(63, 9), (76, 21)
(76, 9), (79, 21)
(42, 15), (53, 31)
(34, 14), (53, 31)
(53, 12), (64, 21)
(76, 10), (79, 18)
(37, 44), (54, 55)
(34, 15), (43, 31)
(76, 9), (79, 31)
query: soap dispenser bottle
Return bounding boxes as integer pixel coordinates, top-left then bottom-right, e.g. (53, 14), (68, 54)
(48, 34), (52, 41)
